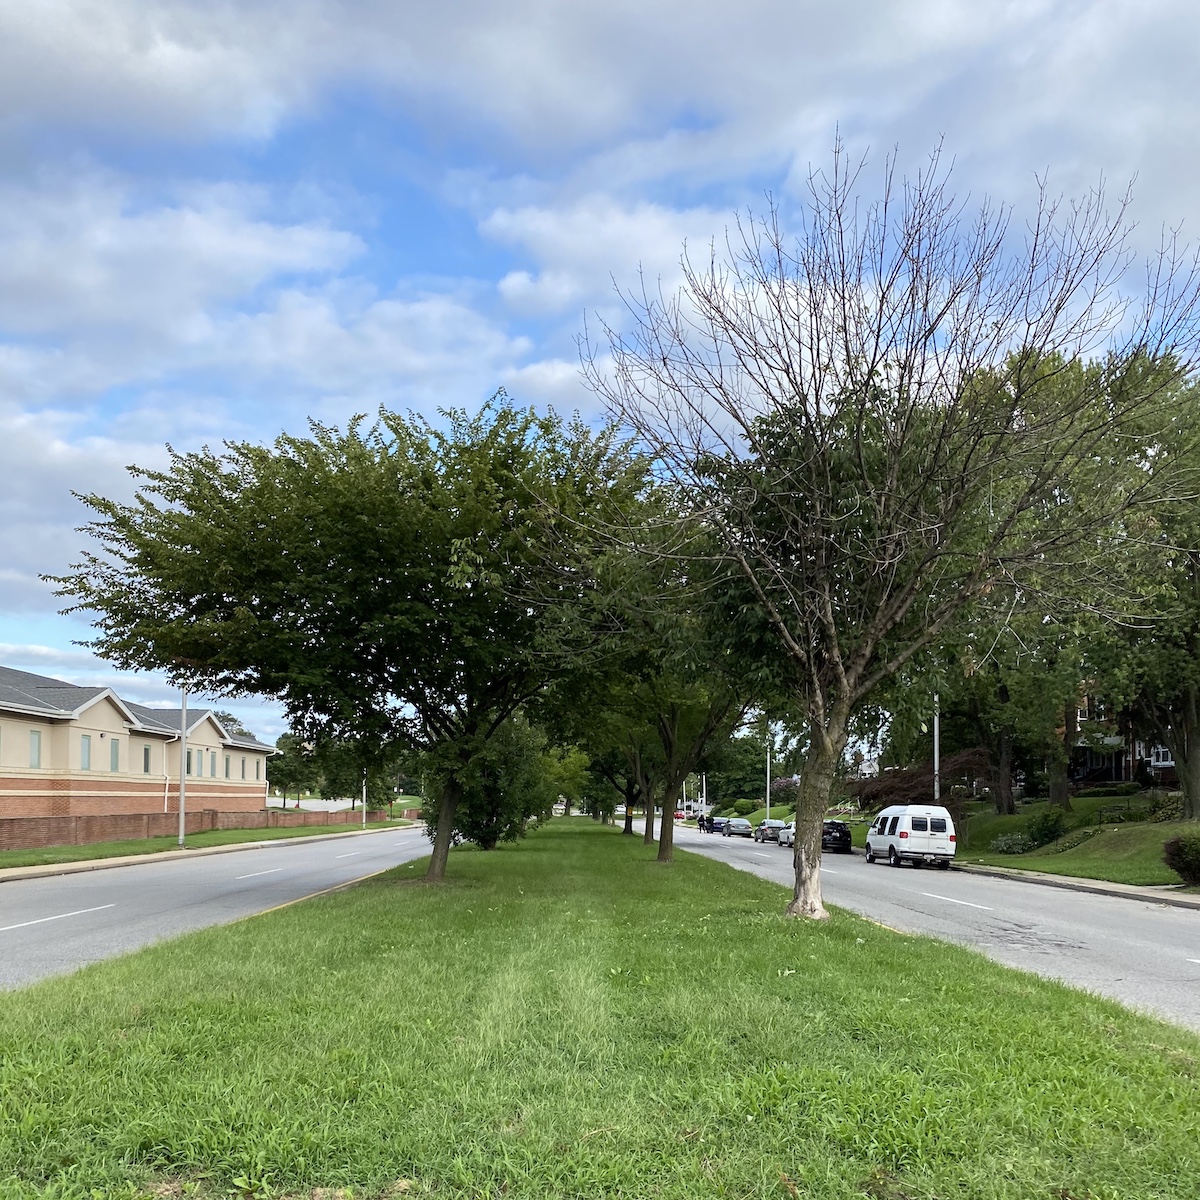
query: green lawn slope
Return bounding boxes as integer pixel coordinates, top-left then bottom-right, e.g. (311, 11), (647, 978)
(2, 822), (1198, 1199)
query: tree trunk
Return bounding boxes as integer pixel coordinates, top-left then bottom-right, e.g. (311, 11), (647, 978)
(786, 722), (844, 920)
(622, 782), (637, 835)
(643, 797), (656, 844)
(426, 776), (460, 882)
(1049, 702), (1076, 810)
(1169, 687), (1200, 821)
(562, 798), (572, 818)
(993, 727), (1015, 815)
(657, 786), (681, 863)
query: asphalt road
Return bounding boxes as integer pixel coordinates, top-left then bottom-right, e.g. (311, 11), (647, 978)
(674, 824), (1200, 1033)
(0, 825), (431, 990)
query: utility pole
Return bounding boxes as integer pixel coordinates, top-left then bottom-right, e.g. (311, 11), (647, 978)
(362, 769), (368, 828)
(933, 693), (941, 804)
(178, 687), (188, 848)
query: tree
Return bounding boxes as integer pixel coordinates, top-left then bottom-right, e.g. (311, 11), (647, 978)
(268, 732), (317, 806)
(588, 145), (1200, 916)
(54, 397), (644, 881)
(1096, 393), (1200, 818)
(420, 715), (559, 850)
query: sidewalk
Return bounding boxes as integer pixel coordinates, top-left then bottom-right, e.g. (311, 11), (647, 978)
(0, 823), (426, 886)
(951, 859), (1200, 911)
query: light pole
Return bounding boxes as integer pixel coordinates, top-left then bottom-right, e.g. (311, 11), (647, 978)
(765, 736), (772, 821)
(178, 687), (188, 848)
(362, 769), (368, 828)
(933, 693), (941, 804)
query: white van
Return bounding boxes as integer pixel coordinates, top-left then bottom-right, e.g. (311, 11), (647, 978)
(864, 805), (956, 869)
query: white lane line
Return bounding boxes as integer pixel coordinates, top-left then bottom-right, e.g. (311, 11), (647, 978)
(821, 869), (839, 875)
(753, 852), (772, 859)
(1188, 958), (1200, 964)
(236, 868), (283, 880)
(335, 852), (360, 858)
(0, 903), (115, 933)
(921, 892), (993, 911)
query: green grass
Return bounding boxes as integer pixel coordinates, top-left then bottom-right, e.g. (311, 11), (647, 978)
(952, 796), (1194, 885)
(0, 818), (412, 870)
(964, 819), (1195, 886)
(3, 824), (1199, 1199)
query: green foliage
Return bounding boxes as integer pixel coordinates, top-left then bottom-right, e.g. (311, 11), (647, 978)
(421, 718), (558, 850)
(1025, 807), (1069, 848)
(2, 825), (1199, 1198)
(990, 832), (1034, 854)
(733, 798), (757, 816)
(1163, 834), (1200, 885)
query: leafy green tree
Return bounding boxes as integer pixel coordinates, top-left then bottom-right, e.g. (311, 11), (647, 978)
(421, 716), (558, 850)
(54, 397), (644, 880)
(591, 146), (1200, 916)
(268, 732), (317, 806)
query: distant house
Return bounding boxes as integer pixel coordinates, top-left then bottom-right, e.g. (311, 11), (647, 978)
(0, 665), (273, 820)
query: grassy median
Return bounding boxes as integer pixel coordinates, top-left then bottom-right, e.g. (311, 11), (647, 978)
(1, 822), (1198, 1199)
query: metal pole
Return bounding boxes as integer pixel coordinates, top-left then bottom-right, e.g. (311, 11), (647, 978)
(702, 773), (707, 813)
(933, 693), (941, 803)
(178, 687), (188, 847)
(766, 737), (772, 821)
(362, 770), (367, 828)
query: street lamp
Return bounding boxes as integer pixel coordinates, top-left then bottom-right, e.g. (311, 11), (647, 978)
(178, 687), (188, 848)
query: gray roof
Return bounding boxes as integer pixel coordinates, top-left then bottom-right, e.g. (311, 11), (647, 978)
(0, 665), (107, 716)
(0, 665), (274, 751)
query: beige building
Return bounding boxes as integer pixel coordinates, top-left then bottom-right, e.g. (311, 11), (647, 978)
(0, 665), (273, 819)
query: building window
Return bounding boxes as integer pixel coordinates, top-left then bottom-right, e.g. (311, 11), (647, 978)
(210, 750), (217, 777)
(81, 734), (91, 770)
(29, 730), (41, 768)
(255, 758), (261, 781)
(241, 757), (246, 779)
(225, 755), (231, 778)
(186, 749), (193, 775)
(110, 738), (120, 772)
(143, 744), (152, 774)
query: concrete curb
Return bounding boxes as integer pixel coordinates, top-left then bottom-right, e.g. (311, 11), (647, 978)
(0, 823), (426, 885)
(949, 861), (1200, 911)
(842, 845), (1200, 911)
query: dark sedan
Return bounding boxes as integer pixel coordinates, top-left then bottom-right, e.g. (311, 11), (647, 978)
(722, 817), (754, 838)
(821, 819), (853, 853)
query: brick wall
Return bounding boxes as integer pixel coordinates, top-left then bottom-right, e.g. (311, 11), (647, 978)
(0, 776), (267, 818)
(0, 806), (395, 852)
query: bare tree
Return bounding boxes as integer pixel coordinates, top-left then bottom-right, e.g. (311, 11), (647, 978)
(586, 145), (1200, 918)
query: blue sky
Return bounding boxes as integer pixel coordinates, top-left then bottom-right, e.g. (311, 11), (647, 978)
(2, 0), (1198, 738)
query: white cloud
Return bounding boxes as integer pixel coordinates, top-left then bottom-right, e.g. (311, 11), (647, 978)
(485, 197), (727, 316)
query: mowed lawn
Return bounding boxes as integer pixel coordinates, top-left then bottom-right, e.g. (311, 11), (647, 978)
(2, 825), (1198, 1199)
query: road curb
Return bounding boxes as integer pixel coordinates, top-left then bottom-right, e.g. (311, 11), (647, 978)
(838, 844), (1200, 911)
(0, 823), (426, 886)
(948, 861), (1200, 911)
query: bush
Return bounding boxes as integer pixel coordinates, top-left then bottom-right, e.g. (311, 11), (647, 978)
(990, 833), (1033, 855)
(1163, 834), (1200, 885)
(1025, 807), (1068, 848)
(733, 798), (758, 816)
(1075, 782), (1141, 798)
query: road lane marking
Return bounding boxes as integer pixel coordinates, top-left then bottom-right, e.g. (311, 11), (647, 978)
(1188, 958), (1200, 964)
(0, 904), (115, 933)
(753, 852), (772, 859)
(920, 892), (993, 911)
(335, 852), (360, 858)
(236, 868), (283, 880)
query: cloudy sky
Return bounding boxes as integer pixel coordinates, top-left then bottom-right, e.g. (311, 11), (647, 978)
(1, 0), (1197, 737)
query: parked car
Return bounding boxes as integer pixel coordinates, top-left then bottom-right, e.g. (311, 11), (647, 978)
(754, 818), (787, 843)
(722, 817), (754, 838)
(674, 810), (685, 820)
(778, 820), (795, 847)
(707, 815), (730, 833)
(864, 804), (956, 868)
(821, 819), (853, 853)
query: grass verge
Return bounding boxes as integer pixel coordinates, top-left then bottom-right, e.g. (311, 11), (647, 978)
(0, 819), (412, 871)
(2, 822), (1199, 1199)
